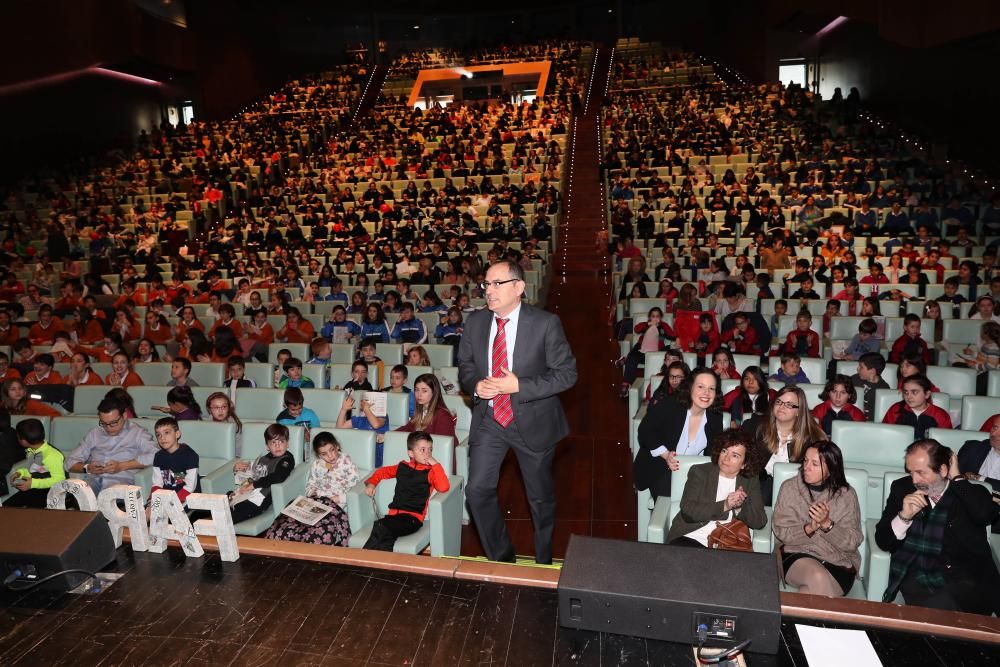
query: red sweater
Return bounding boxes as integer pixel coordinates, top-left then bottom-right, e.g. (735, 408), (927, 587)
(782, 329), (820, 358)
(889, 334), (931, 365)
(720, 325), (760, 355)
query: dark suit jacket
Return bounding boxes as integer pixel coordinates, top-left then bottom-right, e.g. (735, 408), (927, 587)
(457, 303), (577, 451)
(874, 476), (1000, 602)
(665, 462), (767, 544)
(958, 439), (1000, 491)
(634, 396), (723, 497)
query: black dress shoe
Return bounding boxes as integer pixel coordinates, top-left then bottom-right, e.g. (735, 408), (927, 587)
(535, 558), (552, 565)
(494, 551), (516, 563)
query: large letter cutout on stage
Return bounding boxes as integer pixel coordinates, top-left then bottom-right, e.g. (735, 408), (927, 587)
(148, 490), (204, 557)
(98, 485), (149, 550)
(46, 479), (98, 510)
(187, 493), (240, 562)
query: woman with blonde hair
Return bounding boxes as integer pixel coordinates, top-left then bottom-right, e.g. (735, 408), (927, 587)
(751, 385), (825, 504)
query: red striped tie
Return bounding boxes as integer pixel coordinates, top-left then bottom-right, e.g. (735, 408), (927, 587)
(492, 317), (513, 427)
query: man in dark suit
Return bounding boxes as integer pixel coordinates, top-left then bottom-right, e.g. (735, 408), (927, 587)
(957, 423), (1000, 533)
(458, 260), (577, 564)
(875, 439), (1000, 615)
(957, 421), (1000, 492)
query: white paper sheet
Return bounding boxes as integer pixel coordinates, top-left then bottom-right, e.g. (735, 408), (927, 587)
(795, 624), (882, 667)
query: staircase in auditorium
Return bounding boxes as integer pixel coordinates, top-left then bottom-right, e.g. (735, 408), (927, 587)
(352, 64), (387, 119)
(465, 46), (638, 560)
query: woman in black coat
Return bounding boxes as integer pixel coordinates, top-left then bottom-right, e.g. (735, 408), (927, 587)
(634, 367), (723, 499)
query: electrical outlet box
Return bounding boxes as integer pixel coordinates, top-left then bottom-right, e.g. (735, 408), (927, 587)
(692, 612), (738, 641)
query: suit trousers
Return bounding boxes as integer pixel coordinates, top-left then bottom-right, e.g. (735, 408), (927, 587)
(467, 408), (556, 564)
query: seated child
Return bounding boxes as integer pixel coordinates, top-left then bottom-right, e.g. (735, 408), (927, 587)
(720, 312), (761, 355)
(272, 348), (292, 387)
(769, 299), (787, 339)
(888, 313), (931, 364)
(380, 363), (415, 419)
(337, 386), (389, 465)
(619, 307), (676, 396)
(12, 337), (37, 378)
(362, 430), (449, 552)
(265, 431), (360, 546)
(148, 417), (200, 513)
(278, 357), (316, 389)
(358, 340), (385, 388)
(224, 355), (256, 402)
(0, 351), (21, 381)
(839, 317), (880, 360)
(23, 353), (63, 385)
(811, 375), (866, 435)
(883, 375), (952, 439)
(711, 348), (741, 380)
(390, 303), (427, 344)
(307, 337), (333, 388)
(770, 352), (810, 385)
(230, 423), (295, 523)
(276, 387), (321, 440)
(3, 418), (65, 508)
(167, 357), (199, 387)
(320, 305), (361, 343)
(822, 299), (840, 338)
(435, 307), (464, 347)
(850, 352), (890, 421)
(152, 385), (203, 421)
(782, 310), (820, 358)
(789, 276), (821, 300)
(341, 359), (375, 392)
(689, 313), (721, 358)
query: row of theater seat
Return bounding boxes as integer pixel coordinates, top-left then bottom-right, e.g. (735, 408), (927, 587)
(642, 452), (1000, 602)
(0, 415), (466, 556)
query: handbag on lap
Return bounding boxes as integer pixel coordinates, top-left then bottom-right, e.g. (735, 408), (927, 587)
(707, 518), (752, 552)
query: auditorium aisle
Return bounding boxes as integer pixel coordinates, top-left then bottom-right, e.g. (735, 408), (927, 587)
(460, 47), (637, 560)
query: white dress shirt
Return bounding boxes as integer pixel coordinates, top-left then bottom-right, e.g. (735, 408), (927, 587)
(487, 303), (521, 377)
(650, 409), (708, 458)
(979, 447), (1000, 480)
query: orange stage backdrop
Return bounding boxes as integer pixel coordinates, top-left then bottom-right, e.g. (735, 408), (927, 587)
(407, 60), (552, 108)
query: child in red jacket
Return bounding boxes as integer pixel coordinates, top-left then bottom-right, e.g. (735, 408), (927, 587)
(782, 310), (820, 358)
(888, 313), (931, 365)
(362, 431), (449, 551)
(883, 375), (952, 439)
(690, 313), (721, 358)
(811, 375), (866, 435)
(720, 312), (761, 355)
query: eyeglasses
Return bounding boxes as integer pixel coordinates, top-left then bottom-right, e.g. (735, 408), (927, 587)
(773, 399), (800, 410)
(479, 279), (521, 291)
(98, 416), (124, 430)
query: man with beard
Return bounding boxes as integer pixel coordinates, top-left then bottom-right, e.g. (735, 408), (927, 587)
(875, 439), (1000, 614)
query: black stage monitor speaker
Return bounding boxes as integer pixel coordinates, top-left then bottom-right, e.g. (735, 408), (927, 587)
(558, 535), (781, 655)
(0, 508), (116, 591)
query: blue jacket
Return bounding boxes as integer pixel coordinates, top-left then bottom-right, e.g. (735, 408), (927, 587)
(320, 320), (361, 342)
(391, 317), (426, 344)
(360, 321), (391, 343)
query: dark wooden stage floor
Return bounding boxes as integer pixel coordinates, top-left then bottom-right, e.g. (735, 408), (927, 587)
(1, 548), (997, 666)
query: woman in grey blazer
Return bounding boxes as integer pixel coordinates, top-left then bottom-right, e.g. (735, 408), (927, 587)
(666, 430), (768, 546)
